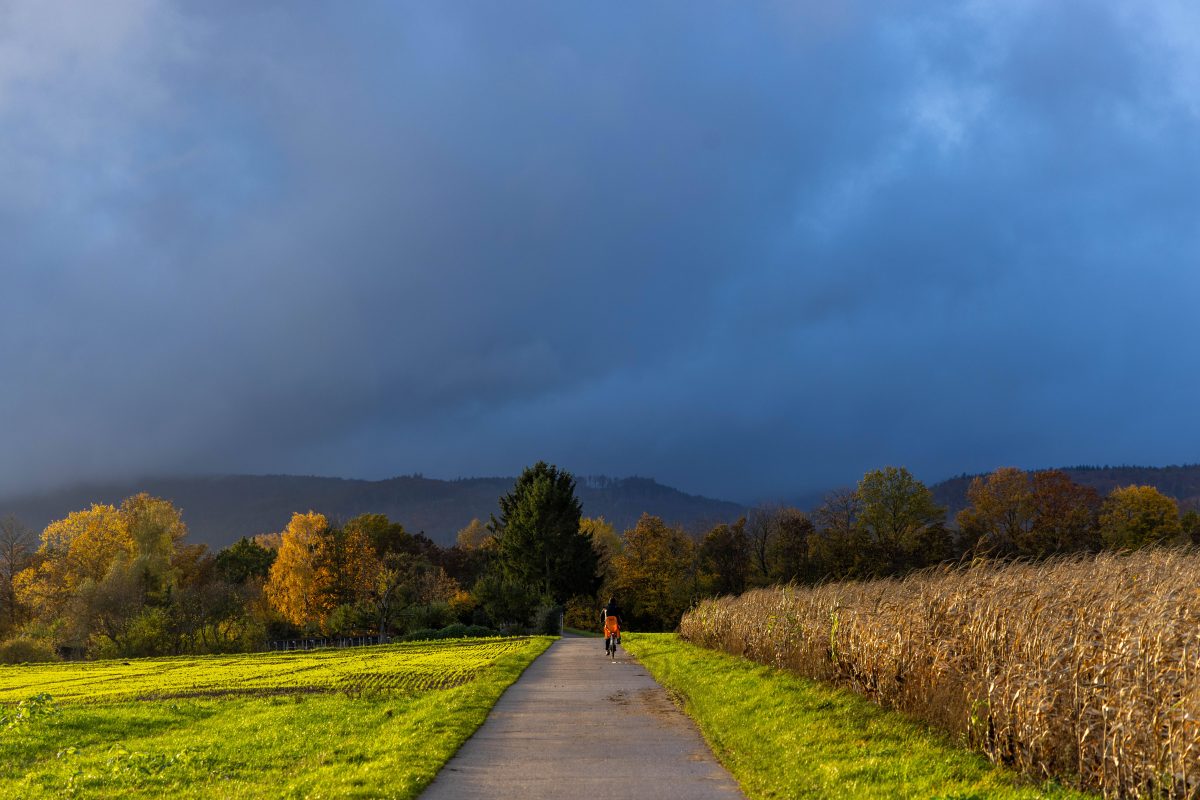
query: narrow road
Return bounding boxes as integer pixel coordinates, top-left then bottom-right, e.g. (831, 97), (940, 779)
(420, 636), (746, 800)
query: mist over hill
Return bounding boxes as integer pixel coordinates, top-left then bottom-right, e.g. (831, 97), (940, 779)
(0, 474), (746, 550)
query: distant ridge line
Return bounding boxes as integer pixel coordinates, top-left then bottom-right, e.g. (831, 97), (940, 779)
(0, 472), (747, 551)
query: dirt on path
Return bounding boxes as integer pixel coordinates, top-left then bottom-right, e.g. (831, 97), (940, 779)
(419, 636), (746, 800)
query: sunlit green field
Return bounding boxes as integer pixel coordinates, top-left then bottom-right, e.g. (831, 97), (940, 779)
(0, 637), (552, 799)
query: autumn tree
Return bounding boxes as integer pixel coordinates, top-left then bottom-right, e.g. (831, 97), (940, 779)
(611, 514), (695, 631)
(0, 516), (34, 634)
(335, 513), (456, 639)
(1028, 470), (1101, 554)
(809, 488), (863, 578)
(856, 467), (949, 574)
(253, 532), (282, 551)
(14, 497), (192, 655)
(489, 462), (600, 603)
(15, 503), (135, 641)
(455, 518), (492, 550)
(581, 516), (621, 590)
(344, 513), (412, 559)
(746, 506), (813, 586)
(169, 544), (251, 654)
(766, 508), (816, 584)
(746, 505), (777, 586)
(1098, 485), (1183, 550)
(956, 467), (1034, 555)
(697, 518), (749, 597)
(315, 522), (376, 611)
(957, 468), (1102, 558)
(1183, 509), (1200, 545)
(122, 493), (186, 568)
(265, 512), (329, 629)
(43, 504), (134, 586)
(361, 554), (412, 643)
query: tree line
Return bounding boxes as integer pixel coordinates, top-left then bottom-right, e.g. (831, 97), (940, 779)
(573, 465), (1200, 631)
(1, 462), (1197, 660)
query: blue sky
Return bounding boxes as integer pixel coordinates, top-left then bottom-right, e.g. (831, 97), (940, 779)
(1, 1), (1198, 502)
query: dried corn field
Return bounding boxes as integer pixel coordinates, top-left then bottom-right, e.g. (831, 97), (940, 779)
(680, 548), (1200, 798)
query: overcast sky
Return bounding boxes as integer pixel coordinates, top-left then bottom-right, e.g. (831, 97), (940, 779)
(1, 1), (1198, 503)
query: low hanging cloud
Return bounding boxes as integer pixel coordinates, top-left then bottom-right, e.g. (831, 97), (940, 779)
(1, 1), (1198, 502)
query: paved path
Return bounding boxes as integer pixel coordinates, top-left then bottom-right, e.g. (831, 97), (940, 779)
(420, 637), (746, 800)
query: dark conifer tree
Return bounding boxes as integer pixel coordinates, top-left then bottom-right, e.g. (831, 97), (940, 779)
(489, 462), (600, 602)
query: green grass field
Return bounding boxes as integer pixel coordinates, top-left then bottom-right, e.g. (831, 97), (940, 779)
(623, 633), (1096, 800)
(0, 637), (552, 799)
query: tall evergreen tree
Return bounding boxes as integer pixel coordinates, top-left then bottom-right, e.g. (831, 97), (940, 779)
(489, 462), (600, 602)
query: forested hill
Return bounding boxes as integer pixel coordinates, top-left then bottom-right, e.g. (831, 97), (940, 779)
(0, 474), (746, 550)
(930, 464), (1200, 516)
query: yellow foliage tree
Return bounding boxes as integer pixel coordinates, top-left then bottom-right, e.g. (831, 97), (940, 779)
(122, 493), (186, 565)
(455, 518), (492, 551)
(16, 504), (135, 623)
(14, 497), (189, 652)
(1099, 485), (1182, 550)
(253, 532), (282, 551)
(45, 504), (134, 586)
(264, 512), (329, 628)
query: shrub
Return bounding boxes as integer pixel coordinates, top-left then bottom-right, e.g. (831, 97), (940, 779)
(122, 607), (174, 657)
(323, 604), (369, 637)
(0, 638), (60, 665)
(401, 602), (455, 634)
(400, 623), (500, 642)
(563, 595), (598, 631)
(448, 590), (478, 623)
(439, 623), (469, 639)
(463, 625), (494, 637)
(472, 572), (544, 628)
(535, 604), (563, 636)
(401, 628), (438, 642)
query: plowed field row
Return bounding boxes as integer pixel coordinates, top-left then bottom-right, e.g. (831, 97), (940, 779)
(0, 638), (530, 704)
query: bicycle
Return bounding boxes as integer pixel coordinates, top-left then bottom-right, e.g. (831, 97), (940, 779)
(605, 632), (619, 661)
(603, 614), (621, 662)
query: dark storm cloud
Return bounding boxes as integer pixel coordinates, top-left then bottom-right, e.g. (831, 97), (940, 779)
(1, 1), (1198, 502)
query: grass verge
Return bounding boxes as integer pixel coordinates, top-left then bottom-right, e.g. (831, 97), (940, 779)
(0, 637), (552, 799)
(623, 633), (1094, 800)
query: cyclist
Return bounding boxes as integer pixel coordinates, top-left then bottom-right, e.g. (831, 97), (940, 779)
(601, 596), (622, 656)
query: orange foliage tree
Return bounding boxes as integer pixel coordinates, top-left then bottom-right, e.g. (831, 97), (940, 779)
(264, 512), (329, 629)
(264, 512), (385, 632)
(958, 468), (1101, 557)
